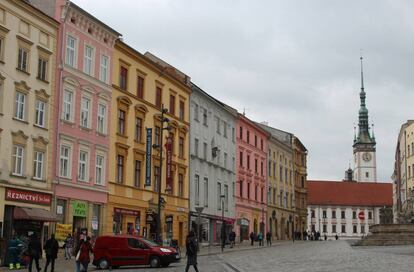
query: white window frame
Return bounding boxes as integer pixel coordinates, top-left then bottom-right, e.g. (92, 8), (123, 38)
(195, 175), (200, 205)
(59, 144), (71, 178)
(14, 91), (26, 121)
(80, 96), (91, 128)
(99, 55), (109, 83)
(95, 153), (105, 185)
(83, 45), (94, 76)
(62, 89), (73, 122)
(12, 145), (24, 176)
(97, 103), (107, 134)
(66, 35), (77, 67)
(34, 100), (46, 127)
(78, 149), (89, 182)
(33, 151), (44, 180)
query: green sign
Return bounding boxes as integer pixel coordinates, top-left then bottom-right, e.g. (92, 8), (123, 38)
(72, 201), (87, 217)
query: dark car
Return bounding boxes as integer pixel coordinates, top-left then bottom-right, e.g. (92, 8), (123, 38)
(93, 235), (180, 269)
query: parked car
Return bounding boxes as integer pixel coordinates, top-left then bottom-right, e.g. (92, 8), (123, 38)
(93, 235), (180, 269)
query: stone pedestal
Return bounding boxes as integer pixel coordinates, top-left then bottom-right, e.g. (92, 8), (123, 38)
(356, 224), (414, 246)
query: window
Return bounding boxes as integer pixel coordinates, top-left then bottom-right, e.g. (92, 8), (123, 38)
(202, 108), (207, 125)
(80, 97), (91, 128)
(361, 225), (365, 234)
(203, 177), (208, 207)
(154, 166), (160, 192)
(261, 139), (263, 150)
(247, 183), (251, 199)
(12, 145), (24, 176)
(223, 121), (227, 138)
(261, 187), (264, 203)
(217, 182), (222, 210)
(368, 211), (372, 220)
(261, 161), (263, 176)
(332, 225), (337, 233)
(255, 185), (258, 201)
(224, 185), (229, 211)
(322, 210), (327, 219)
(155, 87), (162, 108)
(179, 137), (184, 158)
(137, 76), (144, 98)
(66, 35), (76, 67)
(352, 211), (356, 219)
(37, 58), (48, 81)
(179, 100), (185, 120)
(247, 130), (250, 143)
(323, 224), (327, 233)
(255, 159), (258, 173)
(311, 210), (315, 218)
(254, 135), (257, 147)
(195, 175), (200, 205)
(239, 151), (243, 167)
(62, 90), (73, 121)
(78, 150), (88, 181)
(116, 155), (124, 183)
(353, 225), (357, 234)
(232, 127), (235, 142)
(178, 174), (184, 197)
(33, 151), (44, 180)
(0, 37), (4, 61)
(118, 110), (126, 135)
(14, 92), (26, 120)
(134, 160), (141, 188)
(154, 126), (161, 146)
(194, 138), (199, 157)
(95, 155), (104, 185)
(17, 48), (29, 71)
(194, 104), (199, 121)
(279, 166), (283, 182)
(247, 155), (250, 169)
(215, 117), (220, 134)
(341, 225), (346, 233)
(203, 142), (207, 160)
(99, 55), (109, 83)
(365, 172), (369, 178)
(239, 127), (243, 140)
(97, 104), (106, 134)
(120, 66), (128, 90)
(332, 210), (336, 219)
(135, 117), (142, 142)
(341, 211), (346, 219)
(34, 100), (46, 127)
(224, 153), (228, 169)
(169, 95), (175, 115)
(239, 180), (243, 198)
(83, 45), (93, 76)
(59, 145), (70, 178)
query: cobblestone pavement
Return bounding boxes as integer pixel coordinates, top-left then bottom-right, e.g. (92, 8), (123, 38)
(4, 240), (414, 271)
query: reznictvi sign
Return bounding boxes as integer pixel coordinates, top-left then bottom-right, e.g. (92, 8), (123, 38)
(72, 201), (87, 217)
(145, 128), (152, 187)
(165, 136), (173, 192)
(5, 188), (51, 205)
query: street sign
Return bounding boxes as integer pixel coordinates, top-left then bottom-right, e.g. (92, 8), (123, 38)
(358, 211), (365, 220)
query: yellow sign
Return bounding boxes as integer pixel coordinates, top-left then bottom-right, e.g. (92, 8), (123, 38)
(55, 224), (72, 241)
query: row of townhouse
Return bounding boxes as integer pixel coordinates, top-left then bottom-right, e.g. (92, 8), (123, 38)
(0, 0), (308, 249)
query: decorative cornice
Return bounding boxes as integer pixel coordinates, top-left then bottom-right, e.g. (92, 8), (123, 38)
(14, 80), (30, 92)
(32, 135), (49, 145)
(35, 89), (50, 100)
(11, 130), (29, 140)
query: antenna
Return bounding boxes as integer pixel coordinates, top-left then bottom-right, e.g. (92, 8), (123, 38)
(360, 51), (365, 91)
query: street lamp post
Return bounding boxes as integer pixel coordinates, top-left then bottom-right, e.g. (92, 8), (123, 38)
(220, 194), (225, 252)
(153, 105), (170, 244)
(195, 206), (204, 252)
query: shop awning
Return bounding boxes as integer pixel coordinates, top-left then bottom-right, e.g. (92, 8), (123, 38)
(13, 207), (58, 222)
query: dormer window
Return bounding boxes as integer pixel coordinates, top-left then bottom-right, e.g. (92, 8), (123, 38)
(70, 17), (76, 24)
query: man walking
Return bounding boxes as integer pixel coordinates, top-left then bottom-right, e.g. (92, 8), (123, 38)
(185, 231), (199, 272)
(44, 234), (59, 272)
(266, 231), (271, 246)
(64, 234), (73, 260)
(249, 232), (255, 246)
(229, 230), (236, 248)
(28, 233), (42, 272)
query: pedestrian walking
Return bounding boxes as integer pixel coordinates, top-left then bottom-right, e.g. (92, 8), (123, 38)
(78, 236), (93, 272)
(74, 239), (83, 272)
(28, 233), (42, 272)
(266, 231), (271, 246)
(258, 232), (263, 246)
(64, 234), (73, 260)
(44, 233), (59, 272)
(185, 231), (199, 272)
(229, 230), (236, 248)
(335, 234), (339, 240)
(324, 234), (327, 241)
(249, 232), (255, 246)
(7, 235), (22, 270)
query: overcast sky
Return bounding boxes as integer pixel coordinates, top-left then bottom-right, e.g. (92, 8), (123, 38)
(73, 0), (414, 182)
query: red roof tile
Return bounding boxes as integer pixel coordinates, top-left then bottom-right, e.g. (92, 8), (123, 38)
(307, 180), (393, 207)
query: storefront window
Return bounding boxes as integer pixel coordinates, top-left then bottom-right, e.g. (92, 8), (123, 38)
(92, 204), (101, 237)
(56, 199), (67, 223)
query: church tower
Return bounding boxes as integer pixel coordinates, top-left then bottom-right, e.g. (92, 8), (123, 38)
(353, 57), (377, 182)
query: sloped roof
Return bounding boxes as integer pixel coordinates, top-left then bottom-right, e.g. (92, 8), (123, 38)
(307, 180), (392, 207)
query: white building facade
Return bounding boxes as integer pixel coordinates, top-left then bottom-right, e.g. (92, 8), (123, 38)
(189, 83), (237, 245)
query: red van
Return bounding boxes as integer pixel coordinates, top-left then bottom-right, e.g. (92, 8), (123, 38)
(92, 235), (180, 269)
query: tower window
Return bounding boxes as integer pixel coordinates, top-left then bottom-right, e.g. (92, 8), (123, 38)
(365, 172), (369, 178)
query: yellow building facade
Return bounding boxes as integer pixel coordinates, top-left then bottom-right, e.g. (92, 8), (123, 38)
(293, 137), (308, 236)
(106, 41), (190, 246)
(0, 0), (58, 242)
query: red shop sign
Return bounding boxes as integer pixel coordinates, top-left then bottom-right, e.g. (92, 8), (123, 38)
(165, 136), (173, 193)
(5, 188), (51, 205)
(114, 208), (140, 217)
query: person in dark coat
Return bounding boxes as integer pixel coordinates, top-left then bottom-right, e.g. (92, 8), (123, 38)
(249, 232), (255, 246)
(229, 230), (236, 248)
(185, 231), (199, 272)
(28, 233), (42, 272)
(78, 236), (93, 271)
(44, 234), (59, 272)
(266, 231), (271, 246)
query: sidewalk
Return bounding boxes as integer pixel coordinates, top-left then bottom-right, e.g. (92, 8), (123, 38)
(0, 240), (297, 271)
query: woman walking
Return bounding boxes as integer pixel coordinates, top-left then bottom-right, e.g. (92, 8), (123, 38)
(185, 231), (199, 272)
(64, 234), (73, 260)
(78, 236), (93, 271)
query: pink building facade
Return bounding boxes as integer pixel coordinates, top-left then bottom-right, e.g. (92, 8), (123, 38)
(31, 0), (120, 237)
(235, 114), (269, 241)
